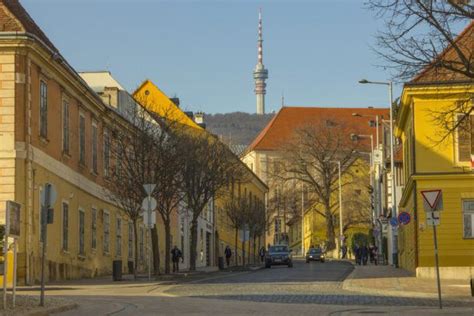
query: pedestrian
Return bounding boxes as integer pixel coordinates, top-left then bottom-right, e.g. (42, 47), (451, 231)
(171, 245), (183, 273)
(259, 246), (266, 263)
(354, 244), (361, 265)
(371, 245), (378, 265)
(369, 244), (375, 263)
(341, 244), (347, 259)
(224, 245), (232, 267)
(361, 245), (369, 265)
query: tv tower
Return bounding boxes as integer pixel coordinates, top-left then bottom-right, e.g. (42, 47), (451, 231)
(253, 9), (268, 115)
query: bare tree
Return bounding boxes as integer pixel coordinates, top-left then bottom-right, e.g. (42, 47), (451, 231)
(224, 182), (248, 267)
(178, 132), (242, 271)
(367, 0), (473, 81)
(367, 0), (473, 141)
(106, 105), (159, 278)
(275, 118), (363, 251)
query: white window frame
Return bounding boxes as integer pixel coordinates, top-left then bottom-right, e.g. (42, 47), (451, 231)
(454, 113), (473, 165)
(79, 112), (86, 165)
(61, 200), (69, 252)
(91, 121), (98, 174)
(103, 128), (110, 177)
(39, 79), (48, 138)
(62, 96), (70, 154)
(103, 210), (110, 254)
(116, 217), (122, 257)
(78, 208), (85, 256)
(91, 207), (97, 250)
(462, 199), (474, 239)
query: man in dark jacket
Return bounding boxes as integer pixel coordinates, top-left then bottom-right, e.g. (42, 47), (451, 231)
(259, 246), (266, 263)
(171, 245), (183, 273)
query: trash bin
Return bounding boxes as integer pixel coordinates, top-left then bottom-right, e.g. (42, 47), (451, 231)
(218, 256), (224, 270)
(113, 260), (122, 281)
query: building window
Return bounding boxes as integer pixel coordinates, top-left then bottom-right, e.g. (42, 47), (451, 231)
(128, 222), (133, 259)
(139, 226), (144, 261)
(62, 202), (69, 251)
(456, 114), (473, 162)
(39, 80), (48, 138)
(463, 200), (474, 238)
(92, 122), (98, 174)
(62, 99), (70, 154)
(79, 209), (85, 255)
(91, 208), (97, 250)
(116, 217), (122, 257)
(103, 129), (110, 177)
(79, 114), (86, 164)
(103, 211), (110, 254)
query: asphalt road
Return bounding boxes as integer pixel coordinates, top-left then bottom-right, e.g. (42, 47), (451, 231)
(53, 260), (473, 315)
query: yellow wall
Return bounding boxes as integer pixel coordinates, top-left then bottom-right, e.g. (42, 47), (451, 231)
(397, 84), (474, 276)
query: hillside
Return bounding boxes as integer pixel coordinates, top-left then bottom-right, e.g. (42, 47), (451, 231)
(204, 112), (275, 148)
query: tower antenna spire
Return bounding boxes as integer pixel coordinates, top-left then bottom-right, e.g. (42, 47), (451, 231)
(253, 8), (268, 115)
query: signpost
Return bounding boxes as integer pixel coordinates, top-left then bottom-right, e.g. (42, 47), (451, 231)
(142, 184), (156, 281)
(420, 189), (443, 309)
(3, 201), (21, 310)
(40, 183), (56, 307)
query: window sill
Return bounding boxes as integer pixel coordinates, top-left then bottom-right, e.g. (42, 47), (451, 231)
(39, 136), (49, 145)
(79, 161), (86, 169)
(77, 254), (86, 261)
(90, 170), (99, 177)
(60, 249), (69, 255)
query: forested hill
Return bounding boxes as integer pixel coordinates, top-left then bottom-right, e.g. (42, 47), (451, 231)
(204, 112), (275, 147)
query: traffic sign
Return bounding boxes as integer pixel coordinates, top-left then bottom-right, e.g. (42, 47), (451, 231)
(373, 149), (383, 164)
(142, 197), (157, 212)
(143, 184), (156, 196)
(143, 211), (156, 227)
(389, 217), (398, 227)
(40, 183), (57, 208)
(421, 190), (442, 210)
(426, 211), (440, 226)
(398, 212), (411, 225)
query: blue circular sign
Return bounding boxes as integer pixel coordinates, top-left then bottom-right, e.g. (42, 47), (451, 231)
(398, 212), (411, 225)
(389, 217), (398, 227)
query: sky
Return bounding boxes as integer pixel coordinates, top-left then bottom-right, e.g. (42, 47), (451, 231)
(21, 0), (401, 114)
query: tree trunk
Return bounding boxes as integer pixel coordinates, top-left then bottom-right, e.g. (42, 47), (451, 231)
(247, 236), (251, 265)
(189, 217), (198, 271)
(164, 218), (171, 274)
(133, 220), (138, 280)
(253, 235), (257, 264)
(151, 224), (160, 276)
(325, 209), (336, 251)
(234, 228), (238, 266)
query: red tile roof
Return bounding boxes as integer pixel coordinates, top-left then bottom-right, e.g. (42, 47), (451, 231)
(246, 106), (389, 152)
(410, 21), (473, 84)
(0, 0), (58, 53)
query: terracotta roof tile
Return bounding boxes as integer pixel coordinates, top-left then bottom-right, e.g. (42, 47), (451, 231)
(411, 21), (473, 84)
(246, 106), (390, 152)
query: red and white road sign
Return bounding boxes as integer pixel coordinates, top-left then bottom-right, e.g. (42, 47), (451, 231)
(421, 190), (442, 209)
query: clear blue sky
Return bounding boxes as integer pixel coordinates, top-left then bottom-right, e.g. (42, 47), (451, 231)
(22, 0), (400, 114)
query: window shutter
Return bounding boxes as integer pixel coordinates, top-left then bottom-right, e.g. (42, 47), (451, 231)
(457, 114), (471, 161)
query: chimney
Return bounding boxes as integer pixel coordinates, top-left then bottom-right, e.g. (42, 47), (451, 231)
(170, 97), (180, 108)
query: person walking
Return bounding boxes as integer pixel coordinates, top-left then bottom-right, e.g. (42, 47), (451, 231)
(224, 245), (232, 267)
(354, 244), (361, 265)
(341, 244), (347, 259)
(171, 245), (183, 273)
(361, 244), (369, 265)
(259, 246), (266, 263)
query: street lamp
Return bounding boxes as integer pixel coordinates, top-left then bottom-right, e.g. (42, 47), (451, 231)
(352, 112), (379, 148)
(359, 78), (397, 266)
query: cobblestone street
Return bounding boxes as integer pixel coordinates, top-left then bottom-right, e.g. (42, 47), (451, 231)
(46, 260), (474, 315)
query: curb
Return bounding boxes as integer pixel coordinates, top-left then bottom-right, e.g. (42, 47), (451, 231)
(26, 303), (78, 316)
(342, 269), (474, 301)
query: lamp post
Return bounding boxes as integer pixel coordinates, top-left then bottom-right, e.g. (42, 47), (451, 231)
(359, 79), (397, 266)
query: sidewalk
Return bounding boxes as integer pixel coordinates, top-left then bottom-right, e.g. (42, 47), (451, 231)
(343, 264), (473, 300)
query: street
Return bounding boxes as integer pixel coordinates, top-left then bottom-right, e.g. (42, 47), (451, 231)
(43, 260), (473, 315)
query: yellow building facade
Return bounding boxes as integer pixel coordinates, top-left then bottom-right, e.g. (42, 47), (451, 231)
(0, 2), (150, 284)
(396, 82), (474, 280)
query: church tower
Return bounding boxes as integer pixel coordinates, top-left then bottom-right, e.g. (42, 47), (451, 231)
(253, 9), (268, 115)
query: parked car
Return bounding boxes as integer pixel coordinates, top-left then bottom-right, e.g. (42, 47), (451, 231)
(306, 248), (325, 263)
(265, 245), (293, 268)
